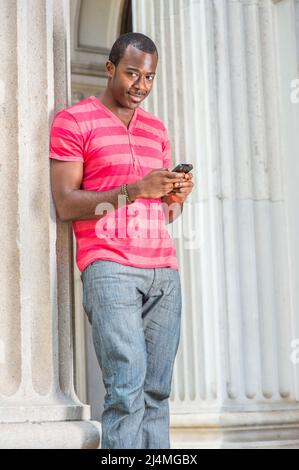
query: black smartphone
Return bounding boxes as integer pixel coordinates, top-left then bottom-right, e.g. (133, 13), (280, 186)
(172, 163), (193, 173)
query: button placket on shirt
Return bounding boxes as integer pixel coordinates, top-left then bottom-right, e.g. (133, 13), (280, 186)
(127, 129), (141, 174)
(127, 130), (136, 171)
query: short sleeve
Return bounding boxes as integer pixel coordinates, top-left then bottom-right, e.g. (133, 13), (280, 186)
(162, 127), (173, 170)
(49, 110), (84, 162)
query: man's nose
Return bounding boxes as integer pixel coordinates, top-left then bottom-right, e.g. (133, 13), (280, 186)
(134, 75), (147, 92)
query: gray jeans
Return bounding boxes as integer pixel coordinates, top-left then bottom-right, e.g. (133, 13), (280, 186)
(80, 259), (182, 449)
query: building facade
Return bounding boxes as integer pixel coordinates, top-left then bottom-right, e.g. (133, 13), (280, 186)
(1, 0), (299, 448)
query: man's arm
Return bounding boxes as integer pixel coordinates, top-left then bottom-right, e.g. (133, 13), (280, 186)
(160, 193), (184, 224)
(161, 172), (194, 224)
(50, 160), (140, 222)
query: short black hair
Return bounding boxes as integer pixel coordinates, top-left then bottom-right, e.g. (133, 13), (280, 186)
(109, 32), (158, 67)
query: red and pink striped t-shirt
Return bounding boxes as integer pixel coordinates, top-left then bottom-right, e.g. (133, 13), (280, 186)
(49, 96), (179, 272)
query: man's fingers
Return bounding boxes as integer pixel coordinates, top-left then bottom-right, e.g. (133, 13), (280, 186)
(159, 169), (182, 179)
(166, 171), (185, 179)
(158, 169), (193, 180)
(173, 180), (194, 187)
(167, 171), (193, 180)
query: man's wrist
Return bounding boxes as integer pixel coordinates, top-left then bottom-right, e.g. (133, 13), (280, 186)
(161, 193), (185, 205)
(127, 181), (143, 201)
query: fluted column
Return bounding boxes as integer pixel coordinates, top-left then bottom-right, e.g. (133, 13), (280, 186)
(0, 0), (100, 448)
(133, 0), (299, 448)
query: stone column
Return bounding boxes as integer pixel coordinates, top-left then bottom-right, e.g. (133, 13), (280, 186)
(133, 0), (299, 448)
(0, 0), (100, 448)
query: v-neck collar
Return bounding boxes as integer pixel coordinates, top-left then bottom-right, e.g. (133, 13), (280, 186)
(90, 95), (138, 132)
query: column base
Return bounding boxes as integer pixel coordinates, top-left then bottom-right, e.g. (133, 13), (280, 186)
(171, 426), (299, 449)
(0, 421), (101, 449)
(170, 411), (299, 449)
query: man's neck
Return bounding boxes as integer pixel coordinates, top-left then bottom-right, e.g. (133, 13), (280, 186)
(97, 90), (135, 123)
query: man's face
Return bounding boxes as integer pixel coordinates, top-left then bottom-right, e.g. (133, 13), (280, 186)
(107, 45), (158, 110)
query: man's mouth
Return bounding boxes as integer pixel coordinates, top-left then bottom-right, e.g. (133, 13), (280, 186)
(128, 92), (145, 102)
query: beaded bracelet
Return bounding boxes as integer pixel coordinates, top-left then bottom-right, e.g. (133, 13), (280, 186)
(120, 183), (133, 204)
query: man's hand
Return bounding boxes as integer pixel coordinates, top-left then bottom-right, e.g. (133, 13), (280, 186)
(164, 171), (194, 203)
(160, 172), (194, 224)
(128, 168), (186, 200)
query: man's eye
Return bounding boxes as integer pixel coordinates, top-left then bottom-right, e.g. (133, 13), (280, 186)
(147, 76), (154, 81)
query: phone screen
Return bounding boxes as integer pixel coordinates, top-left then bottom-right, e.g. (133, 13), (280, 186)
(172, 163), (193, 173)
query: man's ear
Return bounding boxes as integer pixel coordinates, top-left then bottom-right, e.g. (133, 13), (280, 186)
(106, 60), (115, 79)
